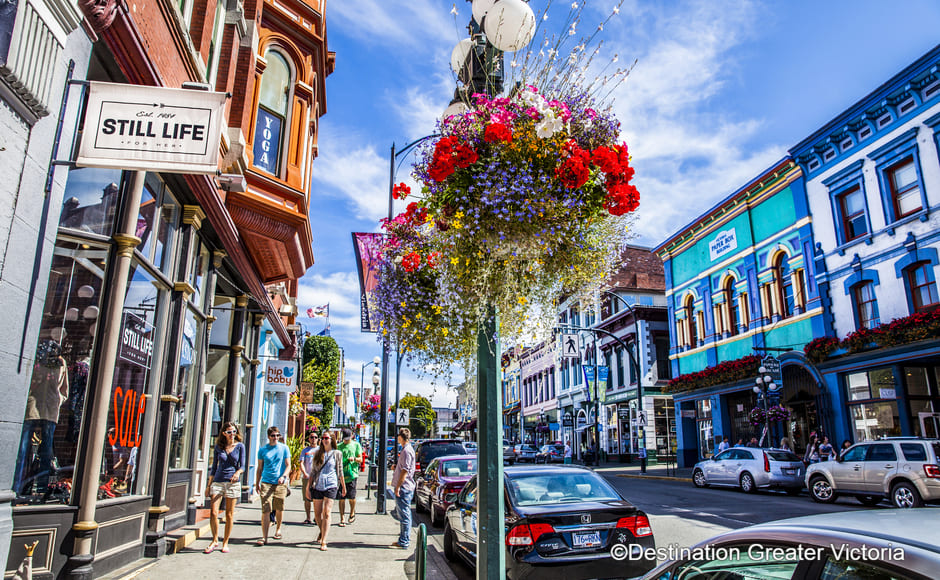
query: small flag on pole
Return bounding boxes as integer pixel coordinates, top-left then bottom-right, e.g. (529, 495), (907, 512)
(306, 304), (329, 318)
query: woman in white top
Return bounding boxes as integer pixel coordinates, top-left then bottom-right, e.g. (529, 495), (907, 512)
(305, 432), (346, 551)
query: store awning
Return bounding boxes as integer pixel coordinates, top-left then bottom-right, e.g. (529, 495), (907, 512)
(466, 419), (477, 430)
(575, 425), (591, 433)
(453, 422), (464, 431)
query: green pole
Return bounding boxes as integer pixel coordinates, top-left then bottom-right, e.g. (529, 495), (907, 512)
(477, 307), (505, 579)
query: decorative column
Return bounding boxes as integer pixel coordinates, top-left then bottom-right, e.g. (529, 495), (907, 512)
(224, 295), (248, 423)
(144, 206), (204, 557)
(65, 171), (145, 580)
(242, 314), (263, 502)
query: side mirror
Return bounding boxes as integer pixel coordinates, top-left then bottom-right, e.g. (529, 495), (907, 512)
(445, 493), (459, 504)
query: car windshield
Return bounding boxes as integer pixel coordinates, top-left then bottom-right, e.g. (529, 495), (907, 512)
(420, 443), (466, 461)
(766, 450), (801, 462)
(519, 445), (537, 452)
(507, 472), (621, 506)
(441, 459), (476, 477)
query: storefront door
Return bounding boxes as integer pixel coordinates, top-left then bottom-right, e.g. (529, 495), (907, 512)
(193, 383), (217, 502)
(919, 412), (940, 439)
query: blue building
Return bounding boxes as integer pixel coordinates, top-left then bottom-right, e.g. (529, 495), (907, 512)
(790, 45), (940, 445)
(655, 159), (828, 467)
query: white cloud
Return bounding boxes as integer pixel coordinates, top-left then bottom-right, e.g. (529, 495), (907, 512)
(328, 0), (460, 48)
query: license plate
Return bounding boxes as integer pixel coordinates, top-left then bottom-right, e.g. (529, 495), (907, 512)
(572, 531), (601, 548)
(782, 468), (796, 474)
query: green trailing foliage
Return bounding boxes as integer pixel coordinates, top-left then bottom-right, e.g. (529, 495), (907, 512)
(301, 336), (341, 430)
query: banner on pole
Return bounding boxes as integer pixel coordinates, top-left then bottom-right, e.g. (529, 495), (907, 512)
(352, 232), (385, 333)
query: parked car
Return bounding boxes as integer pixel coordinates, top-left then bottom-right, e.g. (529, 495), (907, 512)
(535, 444), (565, 464)
(507, 444), (538, 465)
(463, 441), (478, 454)
(415, 454), (477, 527)
(444, 465), (657, 580)
(692, 447), (804, 494)
(642, 509), (940, 580)
(806, 437), (940, 508)
(413, 439), (467, 474)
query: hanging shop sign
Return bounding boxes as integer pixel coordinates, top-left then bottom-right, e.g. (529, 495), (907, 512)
(77, 81), (227, 173)
(119, 312), (154, 369)
(264, 360), (298, 392)
(299, 382), (315, 403)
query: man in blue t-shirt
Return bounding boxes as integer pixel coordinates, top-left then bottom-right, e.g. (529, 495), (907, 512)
(254, 426), (290, 544)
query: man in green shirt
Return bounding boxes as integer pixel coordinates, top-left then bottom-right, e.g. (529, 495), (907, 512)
(337, 428), (364, 525)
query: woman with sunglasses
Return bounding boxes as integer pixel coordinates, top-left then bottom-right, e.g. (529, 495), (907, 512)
(299, 432), (319, 524)
(204, 421), (245, 553)
(306, 431), (345, 551)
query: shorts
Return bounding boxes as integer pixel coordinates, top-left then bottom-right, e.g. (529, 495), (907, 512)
(258, 481), (287, 513)
(311, 487), (338, 500)
(210, 480), (240, 499)
(340, 479), (357, 500)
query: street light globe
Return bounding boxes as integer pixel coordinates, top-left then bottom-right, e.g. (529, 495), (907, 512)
(755, 378), (763, 385)
(483, 0), (536, 52)
(450, 38), (473, 74)
(472, 0), (497, 25)
(373, 356), (381, 365)
(764, 375), (773, 383)
(769, 383), (778, 391)
(372, 375), (380, 386)
(753, 386), (761, 394)
(443, 100), (470, 118)
(758, 366), (767, 374)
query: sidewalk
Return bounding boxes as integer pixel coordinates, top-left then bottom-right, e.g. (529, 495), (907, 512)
(102, 478), (448, 580)
(595, 461), (694, 482)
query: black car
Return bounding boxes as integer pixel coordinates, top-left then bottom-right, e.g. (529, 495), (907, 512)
(413, 439), (467, 473)
(443, 465), (657, 579)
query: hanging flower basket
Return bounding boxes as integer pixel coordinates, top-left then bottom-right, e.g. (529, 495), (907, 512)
(749, 404), (790, 426)
(360, 394), (382, 424)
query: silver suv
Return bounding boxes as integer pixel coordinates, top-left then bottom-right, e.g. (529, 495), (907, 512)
(806, 437), (940, 508)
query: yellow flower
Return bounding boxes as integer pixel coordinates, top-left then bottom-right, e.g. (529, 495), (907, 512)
(400, 301), (407, 308)
(442, 328), (449, 336)
(450, 257), (459, 266)
(454, 211), (464, 219)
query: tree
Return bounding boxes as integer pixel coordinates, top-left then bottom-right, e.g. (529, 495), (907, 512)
(301, 336), (340, 430)
(394, 393), (436, 438)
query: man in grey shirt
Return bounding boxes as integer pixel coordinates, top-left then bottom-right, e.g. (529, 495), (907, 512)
(390, 427), (415, 549)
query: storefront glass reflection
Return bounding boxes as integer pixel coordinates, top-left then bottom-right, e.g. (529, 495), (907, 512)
(13, 240), (108, 504)
(169, 308), (203, 469)
(58, 167), (123, 236)
(99, 264), (168, 500)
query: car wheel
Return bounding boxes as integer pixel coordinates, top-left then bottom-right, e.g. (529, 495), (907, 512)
(443, 523), (457, 561)
(810, 476), (838, 503)
(739, 472), (757, 494)
(891, 481), (924, 508)
(857, 495), (882, 506)
(692, 469), (708, 488)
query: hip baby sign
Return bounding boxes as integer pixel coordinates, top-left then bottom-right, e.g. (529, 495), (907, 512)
(78, 81), (227, 173)
(264, 360), (299, 393)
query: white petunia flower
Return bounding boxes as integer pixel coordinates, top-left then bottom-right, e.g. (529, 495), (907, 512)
(571, 2), (578, 8)
(613, 6), (620, 14)
(450, 4), (458, 15)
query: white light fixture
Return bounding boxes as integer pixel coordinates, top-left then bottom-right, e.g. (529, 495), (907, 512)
(753, 386), (760, 394)
(450, 38), (474, 74)
(758, 366), (767, 374)
(65, 307), (80, 321)
(483, 0), (536, 52)
(77, 285), (95, 298)
(83, 305), (99, 320)
(472, 0), (497, 25)
(442, 100), (470, 118)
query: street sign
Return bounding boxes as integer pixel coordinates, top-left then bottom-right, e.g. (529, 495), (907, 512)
(306, 403), (323, 413)
(636, 411), (648, 428)
(396, 408), (410, 425)
(562, 412), (573, 427)
(761, 355), (782, 383)
(560, 333), (580, 359)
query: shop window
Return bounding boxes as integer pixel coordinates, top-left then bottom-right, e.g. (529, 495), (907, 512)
(12, 240), (108, 505)
(774, 253), (794, 319)
(696, 399), (713, 458)
(615, 346), (624, 386)
(723, 277), (738, 336)
(138, 175), (180, 275)
(685, 295), (697, 347)
(851, 402), (900, 441)
(907, 262), (939, 312)
(99, 263), (170, 500)
(189, 239), (210, 309)
(852, 281), (879, 329)
(206, 0), (227, 89)
(846, 367), (896, 401)
(59, 167), (123, 236)
(168, 308), (204, 470)
(905, 367), (930, 396)
(254, 49), (293, 176)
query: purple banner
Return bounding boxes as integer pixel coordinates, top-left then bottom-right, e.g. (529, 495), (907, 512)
(352, 232), (385, 333)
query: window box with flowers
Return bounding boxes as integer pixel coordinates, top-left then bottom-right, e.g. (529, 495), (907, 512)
(803, 308), (940, 363)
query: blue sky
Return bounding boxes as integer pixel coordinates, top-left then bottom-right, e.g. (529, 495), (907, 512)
(300, 0), (940, 414)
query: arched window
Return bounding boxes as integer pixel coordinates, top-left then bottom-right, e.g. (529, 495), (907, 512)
(685, 295), (697, 348)
(724, 277), (739, 337)
(254, 49), (293, 176)
(774, 253), (794, 319)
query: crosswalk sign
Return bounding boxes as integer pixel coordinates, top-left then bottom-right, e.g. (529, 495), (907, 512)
(560, 333), (580, 359)
(637, 411), (648, 428)
(397, 408), (410, 425)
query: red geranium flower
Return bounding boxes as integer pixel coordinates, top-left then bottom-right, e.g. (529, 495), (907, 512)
(402, 252), (422, 272)
(453, 144), (479, 169)
(592, 146), (620, 174)
(484, 123), (513, 144)
(392, 182), (411, 200)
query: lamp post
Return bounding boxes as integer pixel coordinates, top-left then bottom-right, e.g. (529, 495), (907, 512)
(753, 365), (779, 447)
(599, 289), (647, 474)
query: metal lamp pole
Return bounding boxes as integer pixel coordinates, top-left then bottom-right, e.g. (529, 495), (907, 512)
(754, 365), (778, 447)
(599, 289), (647, 473)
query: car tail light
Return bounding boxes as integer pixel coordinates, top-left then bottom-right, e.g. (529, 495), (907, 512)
(506, 523), (555, 546)
(763, 452), (771, 473)
(415, 462), (421, 472)
(616, 514), (652, 537)
(925, 464), (940, 478)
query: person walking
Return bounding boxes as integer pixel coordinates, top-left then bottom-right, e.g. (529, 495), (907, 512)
(254, 426), (290, 545)
(803, 434), (820, 466)
(563, 439), (572, 464)
(818, 436), (834, 461)
(717, 436), (730, 453)
(337, 428), (364, 526)
(779, 437), (793, 452)
(840, 439), (853, 457)
(306, 431), (345, 551)
(203, 421), (244, 554)
(390, 428), (415, 550)
(299, 432), (319, 525)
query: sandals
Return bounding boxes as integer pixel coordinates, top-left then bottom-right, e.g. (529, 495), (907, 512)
(302, 518), (311, 525)
(348, 514), (356, 524)
(221, 546), (230, 553)
(203, 543), (218, 554)
(338, 521), (346, 527)
(255, 538), (267, 546)
(319, 543), (328, 551)
(273, 531), (283, 540)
